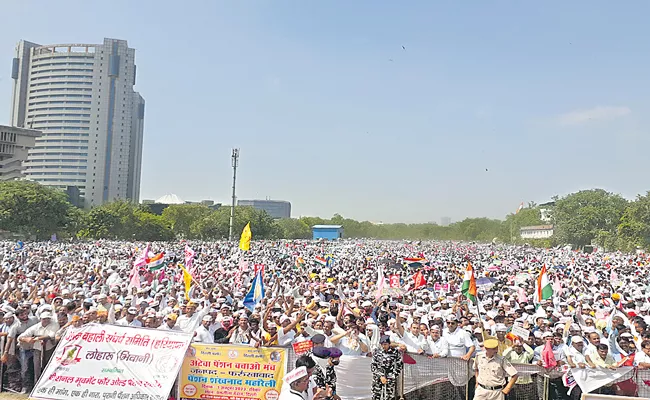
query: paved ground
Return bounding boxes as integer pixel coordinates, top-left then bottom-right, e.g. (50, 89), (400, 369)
(0, 394), (28, 400)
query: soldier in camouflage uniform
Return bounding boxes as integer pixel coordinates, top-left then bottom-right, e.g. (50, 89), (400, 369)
(312, 347), (342, 400)
(371, 335), (402, 400)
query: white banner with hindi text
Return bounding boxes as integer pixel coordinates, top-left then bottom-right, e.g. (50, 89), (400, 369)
(31, 323), (192, 400)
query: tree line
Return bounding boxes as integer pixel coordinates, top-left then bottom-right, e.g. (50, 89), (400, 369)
(1, 181), (649, 251)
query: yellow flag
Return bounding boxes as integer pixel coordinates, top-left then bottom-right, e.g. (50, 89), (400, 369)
(239, 222), (252, 251)
(180, 264), (192, 300)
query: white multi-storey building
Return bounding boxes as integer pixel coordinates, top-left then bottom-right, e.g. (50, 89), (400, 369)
(0, 125), (41, 181)
(10, 38), (145, 207)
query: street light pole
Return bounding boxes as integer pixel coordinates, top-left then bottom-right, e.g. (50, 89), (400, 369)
(228, 149), (240, 241)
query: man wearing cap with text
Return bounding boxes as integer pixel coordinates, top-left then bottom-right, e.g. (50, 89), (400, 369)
(473, 339), (518, 400)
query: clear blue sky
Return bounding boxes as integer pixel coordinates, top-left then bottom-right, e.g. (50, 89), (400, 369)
(1, 1), (649, 223)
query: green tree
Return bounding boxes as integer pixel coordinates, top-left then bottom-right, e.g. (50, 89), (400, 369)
(79, 200), (173, 240)
(615, 191), (650, 251)
(553, 189), (628, 247)
(134, 210), (174, 241)
(193, 206), (277, 240)
(162, 204), (213, 239)
(0, 181), (75, 239)
(503, 208), (544, 243)
(274, 218), (311, 239)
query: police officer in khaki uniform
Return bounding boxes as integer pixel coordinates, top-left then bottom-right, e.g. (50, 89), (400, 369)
(473, 339), (518, 400)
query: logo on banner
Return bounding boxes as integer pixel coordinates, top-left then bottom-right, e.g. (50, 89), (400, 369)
(58, 344), (82, 365)
(389, 275), (400, 288)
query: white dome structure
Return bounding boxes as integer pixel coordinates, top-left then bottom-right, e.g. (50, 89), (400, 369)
(156, 194), (185, 204)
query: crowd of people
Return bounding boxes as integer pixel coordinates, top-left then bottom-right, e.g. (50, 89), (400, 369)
(0, 239), (649, 399)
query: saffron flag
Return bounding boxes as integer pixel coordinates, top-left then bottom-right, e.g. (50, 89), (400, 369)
(243, 270), (265, 311)
(239, 223), (252, 251)
(534, 264), (554, 304)
(461, 262), (477, 303)
(412, 271), (426, 290)
(180, 264), (193, 301)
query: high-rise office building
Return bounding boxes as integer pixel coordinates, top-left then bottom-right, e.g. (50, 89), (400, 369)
(238, 199), (291, 219)
(0, 125), (41, 181)
(10, 38), (145, 207)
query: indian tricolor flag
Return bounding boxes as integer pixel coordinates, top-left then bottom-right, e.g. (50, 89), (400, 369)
(146, 253), (166, 271)
(461, 262), (477, 303)
(534, 264), (553, 304)
(516, 202), (524, 214)
(315, 256), (327, 267)
(295, 257), (305, 269)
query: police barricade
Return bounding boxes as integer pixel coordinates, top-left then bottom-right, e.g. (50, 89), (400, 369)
(286, 350), (650, 400)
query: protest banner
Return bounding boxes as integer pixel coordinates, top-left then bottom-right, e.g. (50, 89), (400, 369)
(511, 325), (530, 340)
(180, 344), (287, 400)
(30, 323), (192, 400)
(292, 340), (313, 356)
(434, 283), (450, 292)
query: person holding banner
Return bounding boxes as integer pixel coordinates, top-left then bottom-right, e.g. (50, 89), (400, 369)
(17, 311), (59, 383)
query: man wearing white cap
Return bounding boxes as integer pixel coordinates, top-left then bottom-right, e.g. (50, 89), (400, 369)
(116, 307), (142, 327)
(194, 315), (214, 343)
(565, 335), (587, 368)
(18, 311), (59, 384)
(279, 366), (325, 400)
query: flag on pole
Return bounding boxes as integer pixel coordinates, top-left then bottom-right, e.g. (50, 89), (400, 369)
(184, 244), (196, 273)
(129, 243), (150, 289)
(412, 271), (426, 291)
(295, 257), (305, 269)
(179, 264), (193, 301)
(516, 202), (524, 214)
(534, 264), (554, 304)
(375, 264), (386, 300)
(325, 254), (335, 268)
(239, 223), (252, 251)
(315, 256), (328, 267)
(243, 270), (265, 311)
(145, 253), (166, 271)
(461, 262), (477, 303)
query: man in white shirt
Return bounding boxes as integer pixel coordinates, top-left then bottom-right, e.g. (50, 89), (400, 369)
(565, 336), (588, 368)
(18, 311), (59, 383)
(158, 313), (182, 331)
(194, 316), (214, 343)
(115, 307), (142, 327)
(443, 316), (475, 360)
(425, 325), (449, 357)
(177, 300), (210, 333)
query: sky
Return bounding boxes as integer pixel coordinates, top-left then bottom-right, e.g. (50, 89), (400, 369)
(1, 1), (649, 224)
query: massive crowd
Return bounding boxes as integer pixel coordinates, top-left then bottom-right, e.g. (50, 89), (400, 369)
(0, 239), (649, 398)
